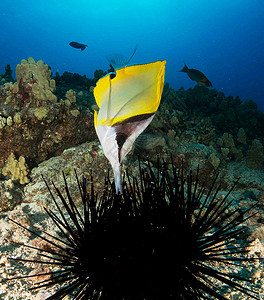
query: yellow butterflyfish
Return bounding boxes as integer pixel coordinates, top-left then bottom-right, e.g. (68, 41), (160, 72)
(94, 60), (166, 193)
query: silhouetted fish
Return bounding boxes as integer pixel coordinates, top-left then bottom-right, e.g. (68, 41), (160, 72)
(180, 63), (212, 87)
(69, 41), (88, 51)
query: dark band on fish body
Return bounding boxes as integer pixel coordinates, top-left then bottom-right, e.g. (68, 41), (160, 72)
(114, 113), (155, 162)
(116, 132), (127, 162)
(116, 133), (127, 161)
(113, 113), (155, 126)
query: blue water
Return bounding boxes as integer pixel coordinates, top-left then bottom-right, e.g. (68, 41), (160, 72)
(1, 0), (264, 110)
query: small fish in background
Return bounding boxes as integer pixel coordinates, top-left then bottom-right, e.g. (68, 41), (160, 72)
(69, 41), (88, 51)
(106, 45), (138, 75)
(180, 62), (212, 87)
(93, 60), (166, 194)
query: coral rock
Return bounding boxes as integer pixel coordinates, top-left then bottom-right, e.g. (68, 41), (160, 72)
(13, 113), (22, 124)
(2, 153), (29, 184)
(65, 89), (76, 103)
(0, 58), (96, 175)
(0, 179), (24, 212)
(209, 152), (220, 169)
(15, 57), (57, 104)
(222, 132), (243, 161)
(237, 128), (247, 145)
(246, 139), (264, 169)
(34, 107), (49, 120)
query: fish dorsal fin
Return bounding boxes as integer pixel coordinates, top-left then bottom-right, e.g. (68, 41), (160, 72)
(106, 45), (138, 70)
(94, 60), (166, 127)
(180, 62), (189, 72)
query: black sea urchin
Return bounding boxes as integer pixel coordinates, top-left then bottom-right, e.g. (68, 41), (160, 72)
(9, 161), (260, 299)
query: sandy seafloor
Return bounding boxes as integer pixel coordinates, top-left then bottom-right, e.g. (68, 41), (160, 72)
(0, 140), (264, 299)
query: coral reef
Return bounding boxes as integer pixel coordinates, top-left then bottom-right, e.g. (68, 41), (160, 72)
(0, 58), (96, 193)
(246, 139), (264, 169)
(0, 153), (29, 212)
(2, 153), (29, 184)
(162, 84), (264, 143)
(0, 179), (23, 212)
(209, 152), (220, 169)
(237, 127), (247, 145)
(93, 69), (107, 80)
(0, 140), (263, 298)
(0, 96), (95, 167)
(2, 58), (257, 177)
(0, 64), (14, 84)
(5, 57), (57, 108)
(131, 83), (264, 174)
(65, 89), (76, 103)
(8, 159), (261, 299)
(2, 59), (264, 179)
(217, 132), (243, 162)
(4, 64), (14, 82)
(53, 70), (101, 108)
(0, 57), (263, 299)
(24, 141), (110, 206)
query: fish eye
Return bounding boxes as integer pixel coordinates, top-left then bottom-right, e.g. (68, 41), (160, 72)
(110, 73), (116, 80)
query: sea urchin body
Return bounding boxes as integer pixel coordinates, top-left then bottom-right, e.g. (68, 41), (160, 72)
(9, 161), (260, 299)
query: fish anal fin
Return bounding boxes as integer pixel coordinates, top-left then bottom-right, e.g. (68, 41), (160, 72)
(113, 164), (123, 194)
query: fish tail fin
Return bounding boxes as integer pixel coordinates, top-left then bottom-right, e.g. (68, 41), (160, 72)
(180, 62), (188, 72)
(81, 45), (87, 51)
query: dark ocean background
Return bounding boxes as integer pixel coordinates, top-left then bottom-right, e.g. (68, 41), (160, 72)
(1, 0), (264, 110)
